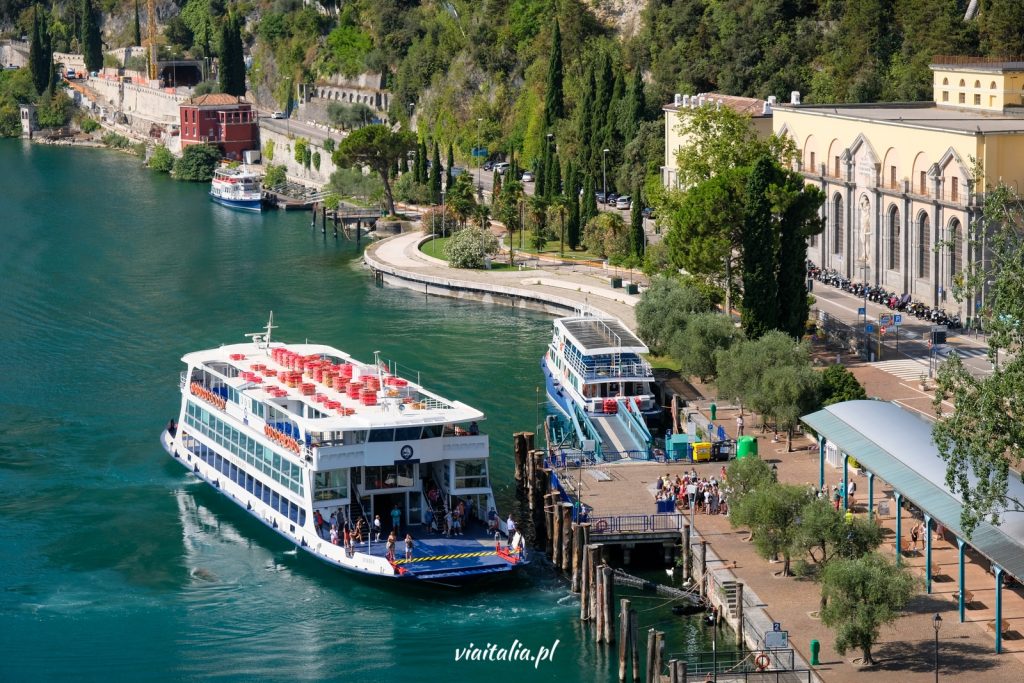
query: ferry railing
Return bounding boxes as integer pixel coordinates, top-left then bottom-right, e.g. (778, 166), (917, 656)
(179, 371), (188, 389)
(571, 400), (604, 460)
(612, 400), (652, 455)
(587, 513), (686, 534)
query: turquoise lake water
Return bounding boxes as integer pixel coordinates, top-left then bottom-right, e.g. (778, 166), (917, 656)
(0, 139), (723, 682)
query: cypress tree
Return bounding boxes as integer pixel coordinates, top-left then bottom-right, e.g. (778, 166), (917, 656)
(549, 151), (561, 200)
(536, 135), (548, 197)
(445, 142), (454, 192)
(581, 173), (597, 226)
(630, 183), (644, 258)
(430, 141), (442, 204)
(219, 14), (245, 97)
(741, 156), (780, 339)
(415, 141), (427, 184)
(605, 70), (625, 148)
(624, 68), (645, 140)
(492, 170), (501, 204)
(133, 0), (141, 46)
(576, 65), (595, 164)
(29, 7), (46, 95)
(509, 150), (518, 180)
(544, 19), (563, 128)
(566, 162), (581, 250)
(81, 0), (102, 75)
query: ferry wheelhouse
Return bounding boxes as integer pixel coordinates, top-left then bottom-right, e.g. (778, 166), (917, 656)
(542, 314), (658, 461)
(161, 316), (524, 583)
(209, 166), (263, 212)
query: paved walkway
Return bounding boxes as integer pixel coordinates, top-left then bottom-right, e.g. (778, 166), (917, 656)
(364, 230), (643, 327)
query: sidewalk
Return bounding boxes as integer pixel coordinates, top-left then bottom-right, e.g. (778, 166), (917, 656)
(364, 230), (644, 326)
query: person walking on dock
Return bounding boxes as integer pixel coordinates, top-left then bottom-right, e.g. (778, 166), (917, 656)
(506, 514), (516, 541)
(736, 414), (744, 437)
(386, 531), (397, 562)
(373, 514), (382, 542)
(391, 504), (402, 535)
(404, 533), (414, 560)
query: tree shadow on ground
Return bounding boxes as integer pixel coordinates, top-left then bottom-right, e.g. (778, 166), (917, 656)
(870, 637), (999, 673)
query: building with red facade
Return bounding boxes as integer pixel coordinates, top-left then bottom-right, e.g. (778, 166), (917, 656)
(179, 94), (259, 160)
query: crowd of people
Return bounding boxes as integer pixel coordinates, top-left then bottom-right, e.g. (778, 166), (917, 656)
(654, 467), (729, 516)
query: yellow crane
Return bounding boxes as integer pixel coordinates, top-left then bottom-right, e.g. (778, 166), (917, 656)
(146, 0), (158, 81)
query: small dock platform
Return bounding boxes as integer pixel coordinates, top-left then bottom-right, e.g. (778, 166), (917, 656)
(263, 182), (326, 210)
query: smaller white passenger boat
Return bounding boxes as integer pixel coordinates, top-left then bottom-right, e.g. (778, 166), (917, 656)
(209, 166), (263, 212)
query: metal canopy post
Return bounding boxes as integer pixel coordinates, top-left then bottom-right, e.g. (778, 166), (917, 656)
(818, 435), (826, 490)
(995, 566), (1004, 654)
(842, 453), (849, 511)
(925, 514), (932, 594)
(867, 472), (875, 520)
(894, 491), (903, 566)
(957, 538), (966, 622)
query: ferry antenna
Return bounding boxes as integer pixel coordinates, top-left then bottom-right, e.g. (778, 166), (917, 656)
(245, 311), (277, 351)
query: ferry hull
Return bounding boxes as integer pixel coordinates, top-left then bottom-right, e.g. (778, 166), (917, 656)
(210, 193), (263, 212)
(161, 430), (522, 584)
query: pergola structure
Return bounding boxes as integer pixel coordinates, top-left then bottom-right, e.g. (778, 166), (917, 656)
(802, 400), (1024, 653)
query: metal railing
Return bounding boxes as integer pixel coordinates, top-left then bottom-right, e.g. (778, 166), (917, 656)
(587, 513), (686, 534)
(666, 649), (797, 676)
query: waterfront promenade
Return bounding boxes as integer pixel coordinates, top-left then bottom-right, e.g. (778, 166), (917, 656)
(363, 230), (643, 327)
(364, 228), (1024, 680)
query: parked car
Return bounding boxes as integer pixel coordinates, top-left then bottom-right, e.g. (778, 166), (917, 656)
(271, 111), (285, 119)
(483, 160), (495, 171)
(521, 170), (535, 182)
(642, 207), (656, 219)
(493, 162), (510, 175)
(615, 195), (632, 210)
(606, 192), (619, 205)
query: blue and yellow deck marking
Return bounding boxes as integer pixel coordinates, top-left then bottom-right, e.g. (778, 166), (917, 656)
(393, 550), (498, 565)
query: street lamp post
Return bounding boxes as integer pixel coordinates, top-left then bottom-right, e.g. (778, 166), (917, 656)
(283, 77), (292, 137)
(933, 613), (942, 683)
(602, 148), (610, 204)
(477, 118), (484, 195)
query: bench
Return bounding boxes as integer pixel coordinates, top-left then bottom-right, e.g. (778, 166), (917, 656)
(987, 619), (1010, 636)
(953, 590), (974, 607)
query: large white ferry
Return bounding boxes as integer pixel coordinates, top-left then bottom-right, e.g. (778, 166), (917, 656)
(542, 313), (658, 461)
(161, 315), (524, 583)
(209, 166), (263, 212)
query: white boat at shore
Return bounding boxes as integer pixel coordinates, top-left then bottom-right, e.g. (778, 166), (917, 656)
(209, 166), (263, 211)
(162, 314), (525, 583)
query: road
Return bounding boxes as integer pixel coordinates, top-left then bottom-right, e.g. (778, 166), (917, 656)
(809, 280), (995, 379)
(259, 116), (341, 145)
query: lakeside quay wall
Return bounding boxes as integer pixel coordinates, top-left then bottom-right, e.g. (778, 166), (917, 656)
(363, 237), (595, 319)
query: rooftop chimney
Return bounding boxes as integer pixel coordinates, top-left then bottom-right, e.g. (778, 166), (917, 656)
(682, 95), (690, 107)
(790, 91), (801, 105)
(673, 93), (682, 106)
(767, 95), (777, 106)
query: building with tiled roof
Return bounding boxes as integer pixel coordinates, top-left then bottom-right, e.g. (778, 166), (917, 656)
(179, 94), (258, 160)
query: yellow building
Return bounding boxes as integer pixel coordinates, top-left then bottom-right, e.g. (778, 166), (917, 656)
(773, 58), (1024, 319)
(662, 92), (774, 189)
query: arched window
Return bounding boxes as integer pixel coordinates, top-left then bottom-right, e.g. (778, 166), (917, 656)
(942, 78), (949, 86)
(833, 194), (844, 255)
(959, 79), (966, 87)
(991, 81), (998, 89)
(949, 219), (962, 282)
(888, 205), (901, 271)
(918, 213), (931, 278)
(974, 80), (981, 88)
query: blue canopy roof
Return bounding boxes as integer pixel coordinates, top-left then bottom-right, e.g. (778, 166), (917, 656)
(802, 400), (1024, 581)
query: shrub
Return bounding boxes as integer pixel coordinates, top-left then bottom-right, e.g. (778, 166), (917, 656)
(102, 131), (133, 149)
(80, 117), (100, 133)
(444, 226), (499, 269)
(149, 145), (174, 173)
(173, 143), (221, 181)
(263, 163), (287, 188)
(263, 138), (275, 161)
(312, 151), (321, 171)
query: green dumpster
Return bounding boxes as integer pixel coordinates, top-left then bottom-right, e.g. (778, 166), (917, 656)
(710, 402), (717, 421)
(810, 639), (821, 666)
(611, 277), (622, 288)
(736, 435), (758, 459)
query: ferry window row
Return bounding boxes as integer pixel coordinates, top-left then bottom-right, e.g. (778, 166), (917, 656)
(454, 459), (488, 489)
(193, 443), (306, 526)
(185, 401), (304, 495)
